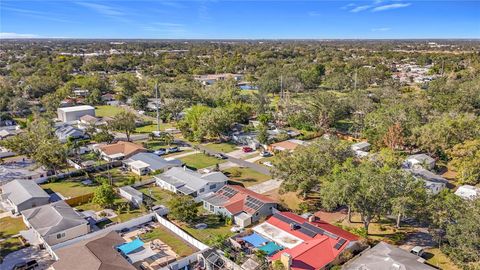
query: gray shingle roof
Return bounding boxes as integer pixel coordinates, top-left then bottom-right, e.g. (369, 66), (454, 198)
(124, 152), (182, 171)
(22, 200), (88, 236)
(2, 180), (50, 206)
(343, 242), (436, 270)
(118, 186), (143, 198)
(407, 154), (435, 164)
(155, 167), (228, 192)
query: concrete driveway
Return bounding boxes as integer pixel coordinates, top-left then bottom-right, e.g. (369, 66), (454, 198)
(0, 246), (54, 270)
(247, 179), (282, 194)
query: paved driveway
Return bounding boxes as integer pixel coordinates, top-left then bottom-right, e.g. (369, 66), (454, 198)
(247, 179), (282, 194)
(0, 246), (54, 270)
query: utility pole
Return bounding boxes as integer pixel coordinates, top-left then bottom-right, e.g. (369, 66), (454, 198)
(155, 82), (160, 133)
(280, 75), (284, 100)
(354, 68), (358, 91)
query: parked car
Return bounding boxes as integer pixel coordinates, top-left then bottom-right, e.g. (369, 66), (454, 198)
(214, 153), (228, 159)
(12, 260), (38, 270)
(230, 225), (244, 233)
(166, 146), (179, 153)
(242, 146), (253, 153)
(154, 149), (166, 156)
(260, 151), (272, 157)
(262, 161), (274, 167)
(410, 246), (425, 257)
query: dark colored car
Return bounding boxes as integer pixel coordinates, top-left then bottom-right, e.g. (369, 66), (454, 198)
(242, 146), (253, 153)
(12, 260), (38, 270)
(214, 153), (228, 159)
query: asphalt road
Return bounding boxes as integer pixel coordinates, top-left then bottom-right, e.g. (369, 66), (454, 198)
(196, 145), (271, 176)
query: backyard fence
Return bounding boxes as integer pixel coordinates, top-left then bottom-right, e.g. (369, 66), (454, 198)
(36, 161), (122, 184)
(154, 213), (209, 251)
(65, 193), (94, 207)
(132, 178), (156, 188)
(158, 251), (202, 270)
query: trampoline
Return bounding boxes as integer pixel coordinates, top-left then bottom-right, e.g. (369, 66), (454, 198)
(117, 238), (144, 254)
(242, 233), (268, 247)
(258, 242), (283, 256)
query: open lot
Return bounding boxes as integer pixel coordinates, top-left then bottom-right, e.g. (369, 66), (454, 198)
(41, 180), (98, 198)
(179, 153), (226, 170)
(95, 105), (126, 117)
(0, 217), (28, 259)
(203, 143), (237, 153)
(223, 167), (271, 187)
(135, 123), (174, 134)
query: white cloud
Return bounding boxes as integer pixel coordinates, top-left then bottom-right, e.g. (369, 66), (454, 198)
(350, 5), (372, 13)
(308, 11), (322, 17)
(372, 3), (411, 12)
(76, 2), (124, 16)
(0, 32), (40, 39)
(371, 27), (391, 32)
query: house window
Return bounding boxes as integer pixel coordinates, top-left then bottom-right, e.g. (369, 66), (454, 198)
(199, 188), (205, 193)
(210, 205), (214, 212)
(210, 184), (216, 190)
(56, 232), (65, 239)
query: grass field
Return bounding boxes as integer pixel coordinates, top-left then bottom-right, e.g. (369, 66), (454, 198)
(41, 180), (98, 198)
(204, 143), (238, 153)
(141, 227), (197, 257)
(95, 105), (126, 117)
(223, 167), (271, 187)
(180, 153), (226, 170)
(90, 168), (146, 187)
(75, 197), (148, 224)
(0, 217), (28, 259)
(180, 214), (233, 245)
(134, 123), (174, 133)
(425, 248), (461, 270)
(138, 186), (177, 206)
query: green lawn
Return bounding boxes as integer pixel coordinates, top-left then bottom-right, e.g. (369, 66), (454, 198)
(75, 197), (148, 224)
(223, 167), (271, 187)
(0, 217), (28, 259)
(180, 153), (226, 170)
(138, 186), (177, 206)
(141, 227), (197, 257)
(180, 214), (233, 244)
(134, 123), (174, 133)
(95, 105), (126, 117)
(204, 143), (238, 153)
(41, 180), (98, 198)
(425, 248), (461, 270)
(90, 168), (145, 187)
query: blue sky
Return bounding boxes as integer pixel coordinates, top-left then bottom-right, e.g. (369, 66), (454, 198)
(1, 0), (479, 39)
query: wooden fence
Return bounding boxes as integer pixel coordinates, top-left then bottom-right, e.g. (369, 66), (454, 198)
(65, 193), (94, 207)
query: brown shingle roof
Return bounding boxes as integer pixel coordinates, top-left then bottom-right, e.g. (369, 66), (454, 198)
(98, 141), (146, 157)
(52, 231), (135, 270)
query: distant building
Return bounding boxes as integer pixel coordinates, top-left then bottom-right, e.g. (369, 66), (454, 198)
(72, 88), (89, 97)
(342, 241), (436, 270)
(1, 180), (50, 213)
(21, 200), (90, 246)
(118, 186), (143, 207)
(406, 168), (448, 194)
(154, 167), (228, 199)
(404, 154), (436, 170)
(55, 125), (87, 143)
(455, 185), (480, 200)
(123, 152), (182, 175)
(194, 73), (243, 86)
(202, 185), (277, 227)
(269, 139), (309, 152)
(57, 105), (96, 123)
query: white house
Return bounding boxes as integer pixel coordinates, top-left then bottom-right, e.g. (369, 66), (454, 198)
(57, 105), (96, 123)
(404, 154), (435, 170)
(123, 152), (182, 176)
(118, 186), (143, 207)
(454, 185), (480, 200)
(55, 125), (87, 143)
(154, 167), (228, 199)
(21, 200), (90, 246)
(406, 168), (448, 195)
(1, 180), (50, 213)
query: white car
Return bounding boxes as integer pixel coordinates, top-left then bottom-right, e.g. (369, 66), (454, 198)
(230, 225), (243, 233)
(263, 161), (274, 167)
(410, 246), (425, 257)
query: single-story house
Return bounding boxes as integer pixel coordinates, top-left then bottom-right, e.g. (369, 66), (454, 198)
(79, 115), (104, 127)
(21, 200), (90, 246)
(0, 129), (18, 140)
(1, 179), (50, 213)
(454, 185), (480, 200)
(351, 142), (371, 152)
(101, 93), (116, 102)
(231, 132), (260, 149)
(342, 241), (436, 270)
(123, 152), (182, 175)
(118, 186), (143, 207)
(55, 125), (87, 143)
(406, 168), (448, 195)
(154, 167), (228, 199)
(253, 212), (360, 270)
(269, 139), (309, 153)
(96, 141), (147, 161)
(404, 154), (435, 170)
(51, 231), (136, 270)
(202, 185), (277, 227)
(57, 105), (96, 123)
(72, 88), (89, 97)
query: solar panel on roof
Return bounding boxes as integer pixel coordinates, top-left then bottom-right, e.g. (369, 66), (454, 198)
(221, 186), (238, 198)
(334, 238), (347, 250)
(245, 197), (264, 210)
(298, 227), (317, 238)
(302, 222), (338, 239)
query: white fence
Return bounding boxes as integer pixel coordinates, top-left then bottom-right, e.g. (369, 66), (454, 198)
(159, 251), (202, 270)
(154, 213), (209, 251)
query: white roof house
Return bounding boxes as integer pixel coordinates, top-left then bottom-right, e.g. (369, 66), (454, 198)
(406, 168), (448, 195)
(454, 185), (480, 200)
(123, 152), (183, 175)
(351, 142), (371, 152)
(154, 167), (228, 199)
(118, 186), (143, 207)
(404, 154), (435, 170)
(1, 180), (50, 213)
(57, 105), (96, 123)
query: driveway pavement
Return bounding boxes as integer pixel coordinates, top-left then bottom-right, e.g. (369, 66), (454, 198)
(0, 246), (54, 270)
(197, 145), (271, 176)
(247, 179), (282, 194)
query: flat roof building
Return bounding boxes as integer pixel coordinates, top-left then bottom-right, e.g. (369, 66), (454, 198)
(57, 105), (95, 123)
